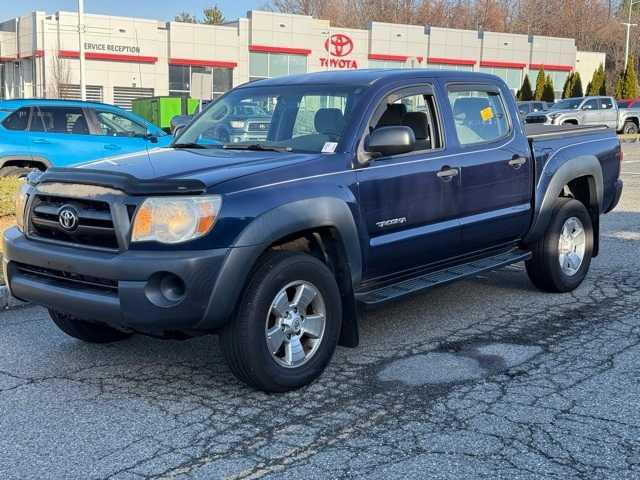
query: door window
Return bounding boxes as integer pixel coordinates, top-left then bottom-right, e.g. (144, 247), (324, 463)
(582, 99), (599, 110)
(447, 88), (509, 145)
(371, 89), (441, 152)
(2, 107), (30, 131)
(601, 98), (614, 109)
(34, 107), (90, 135)
(94, 110), (147, 137)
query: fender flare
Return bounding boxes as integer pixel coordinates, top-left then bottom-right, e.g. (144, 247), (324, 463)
(0, 155), (52, 170)
(524, 154), (603, 244)
(200, 197), (363, 330)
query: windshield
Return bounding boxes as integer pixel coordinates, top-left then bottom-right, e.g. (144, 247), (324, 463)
(175, 84), (367, 153)
(550, 99), (582, 110)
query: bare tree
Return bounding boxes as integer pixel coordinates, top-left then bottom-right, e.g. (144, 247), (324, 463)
(47, 53), (72, 99)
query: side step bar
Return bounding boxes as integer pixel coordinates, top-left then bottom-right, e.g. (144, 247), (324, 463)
(356, 249), (532, 306)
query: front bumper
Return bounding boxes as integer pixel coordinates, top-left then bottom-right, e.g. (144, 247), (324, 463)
(3, 227), (243, 335)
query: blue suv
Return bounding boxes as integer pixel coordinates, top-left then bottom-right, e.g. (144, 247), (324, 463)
(0, 99), (171, 176)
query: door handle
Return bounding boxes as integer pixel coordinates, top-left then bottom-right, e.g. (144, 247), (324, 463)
(508, 157), (527, 169)
(104, 144), (121, 151)
(436, 167), (459, 181)
(32, 138), (50, 144)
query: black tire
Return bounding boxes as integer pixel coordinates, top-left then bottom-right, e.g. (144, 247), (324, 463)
(49, 309), (132, 343)
(220, 251), (342, 393)
(0, 166), (34, 178)
(525, 197), (594, 293)
(623, 120), (639, 135)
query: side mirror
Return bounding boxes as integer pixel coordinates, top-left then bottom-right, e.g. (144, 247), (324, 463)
(582, 105), (592, 111)
(364, 126), (415, 157)
(144, 127), (159, 143)
(171, 115), (192, 135)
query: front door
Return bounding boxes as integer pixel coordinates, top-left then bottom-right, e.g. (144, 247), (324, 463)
(445, 84), (533, 252)
(356, 85), (464, 280)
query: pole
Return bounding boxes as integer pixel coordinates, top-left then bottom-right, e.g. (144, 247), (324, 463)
(625, 0), (640, 71)
(78, 0), (86, 101)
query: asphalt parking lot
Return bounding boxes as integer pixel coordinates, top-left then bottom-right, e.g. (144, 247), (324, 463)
(1, 145), (639, 480)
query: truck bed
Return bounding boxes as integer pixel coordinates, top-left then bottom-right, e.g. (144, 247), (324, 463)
(525, 123), (610, 140)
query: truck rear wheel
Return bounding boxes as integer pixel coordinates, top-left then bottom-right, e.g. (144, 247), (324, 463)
(49, 310), (132, 343)
(220, 251), (342, 393)
(525, 197), (594, 293)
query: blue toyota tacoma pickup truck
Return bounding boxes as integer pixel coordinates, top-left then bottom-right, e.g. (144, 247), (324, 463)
(3, 70), (623, 392)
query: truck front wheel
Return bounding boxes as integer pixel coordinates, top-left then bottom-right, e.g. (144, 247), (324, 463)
(220, 251), (342, 393)
(525, 197), (594, 293)
(623, 120), (639, 135)
(49, 310), (132, 343)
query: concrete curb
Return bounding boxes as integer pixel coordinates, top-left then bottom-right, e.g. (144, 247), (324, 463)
(0, 285), (28, 310)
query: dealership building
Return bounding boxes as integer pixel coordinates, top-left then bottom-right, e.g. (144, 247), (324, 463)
(0, 9), (606, 109)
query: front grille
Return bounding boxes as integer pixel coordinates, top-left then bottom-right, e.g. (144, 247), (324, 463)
(28, 195), (119, 250)
(14, 262), (117, 294)
(247, 121), (270, 132)
(525, 115), (548, 124)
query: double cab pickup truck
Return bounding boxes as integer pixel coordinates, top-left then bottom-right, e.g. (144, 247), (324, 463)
(4, 70), (623, 392)
(524, 95), (640, 134)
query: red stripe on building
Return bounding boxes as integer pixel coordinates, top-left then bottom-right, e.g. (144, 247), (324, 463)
(58, 50), (157, 63)
(529, 63), (573, 72)
(480, 60), (526, 69)
(368, 53), (409, 62)
(427, 57), (477, 66)
(169, 58), (237, 68)
(0, 56), (15, 62)
(249, 45), (311, 56)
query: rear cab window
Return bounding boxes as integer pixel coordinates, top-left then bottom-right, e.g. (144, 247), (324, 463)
(447, 85), (510, 146)
(2, 107), (31, 131)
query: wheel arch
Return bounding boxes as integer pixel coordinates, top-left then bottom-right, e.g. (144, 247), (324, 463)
(0, 155), (51, 171)
(525, 154), (603, 249)
(200, 197), (363, 346)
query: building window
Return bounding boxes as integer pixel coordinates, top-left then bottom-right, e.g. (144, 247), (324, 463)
(169, 64), (234, 100)
(479, 67), (522, 91)
(249, 52), (307, 82)
(547, 71), (570, 95)
(368, 60), (406, 69)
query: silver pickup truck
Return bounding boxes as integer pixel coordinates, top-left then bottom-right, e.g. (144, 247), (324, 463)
(524, 96), (640, 134)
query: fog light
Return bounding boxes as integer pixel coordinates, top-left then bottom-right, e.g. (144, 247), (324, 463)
(144, 272), (186, 307)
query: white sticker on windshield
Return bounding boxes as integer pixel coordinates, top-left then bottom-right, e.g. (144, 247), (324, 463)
(322, 142), (338, 153)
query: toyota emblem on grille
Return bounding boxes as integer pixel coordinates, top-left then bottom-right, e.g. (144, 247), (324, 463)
(58, 206), (79, 231)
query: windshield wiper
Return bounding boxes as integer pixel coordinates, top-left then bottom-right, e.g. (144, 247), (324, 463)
(223, 143), (292, 152)
(172, 142), (208, 149)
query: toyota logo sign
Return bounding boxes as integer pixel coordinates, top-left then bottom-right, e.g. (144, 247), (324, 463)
(58, 205), (79, 232)
(324, 34), (354, 57)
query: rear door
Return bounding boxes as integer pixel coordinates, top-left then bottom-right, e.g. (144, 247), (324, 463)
(356, 84), (464, 280)
(0, 107), (33, 163)
(581, 98), (601, 125)
(445, 83), (532, 252)
(599, 97), (618, 128)
(29, 106), (108, 167)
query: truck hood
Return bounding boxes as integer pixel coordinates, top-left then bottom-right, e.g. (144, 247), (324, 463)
(81, 147), (320, 187)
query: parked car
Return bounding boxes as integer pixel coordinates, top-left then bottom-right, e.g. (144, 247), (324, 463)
(517, 100), (548, 119)
(208, 101), (273, 143)
(0, 99), (172, 176)
(4, 70), (623, 392)
(617, 98), (640, 109)
(524, 96), (623, 131)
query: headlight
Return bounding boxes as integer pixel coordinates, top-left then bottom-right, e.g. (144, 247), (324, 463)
(131, 195), (222, 244)
(230, 120), (246, 129)
(15, 182), (29, 232)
